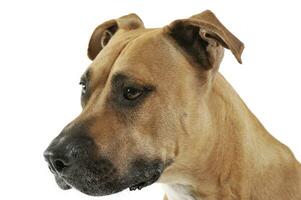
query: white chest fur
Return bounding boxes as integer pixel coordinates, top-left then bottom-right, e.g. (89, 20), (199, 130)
(162, 184), (198, 200)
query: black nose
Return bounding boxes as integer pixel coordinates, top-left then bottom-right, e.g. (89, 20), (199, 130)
(44, 130), (95, 175)
(44, 150), (70, 174)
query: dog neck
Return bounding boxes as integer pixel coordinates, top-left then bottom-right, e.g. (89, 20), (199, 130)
(160, 73), (301, 200)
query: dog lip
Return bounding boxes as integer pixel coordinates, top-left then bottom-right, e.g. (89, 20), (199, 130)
(55, 175), (72, 190)
(129, 169), (162, 191)
(47, 163), (68, 177)
(48, 165), (56, 174)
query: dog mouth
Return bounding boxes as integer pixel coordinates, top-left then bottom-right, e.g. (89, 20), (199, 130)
(53, 173), (160, 192)
(51, 166), (163, 194)
(52, 171), (161, 193)
(47, 164), (72, 190)
(47, 158), (165, 196)
(128, 169), (162, 191)
(54, 175), (72, 190)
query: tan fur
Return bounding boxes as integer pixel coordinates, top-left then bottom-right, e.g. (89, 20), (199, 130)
(74, 11), (301, 199)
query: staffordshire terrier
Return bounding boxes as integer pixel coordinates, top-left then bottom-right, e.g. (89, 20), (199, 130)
(44, 10), (301, 199)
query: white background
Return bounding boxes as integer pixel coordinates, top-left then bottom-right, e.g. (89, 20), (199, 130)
(0, 0), (300, 199)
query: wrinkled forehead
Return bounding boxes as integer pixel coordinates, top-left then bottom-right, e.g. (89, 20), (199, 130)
(85, 29), (145, 81)
(85, 28), (186, 85)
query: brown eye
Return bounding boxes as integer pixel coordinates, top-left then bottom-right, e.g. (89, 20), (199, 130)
(123, 87), (143, 100)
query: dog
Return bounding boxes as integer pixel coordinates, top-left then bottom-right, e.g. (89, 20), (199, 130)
(44, 10), (301, 199)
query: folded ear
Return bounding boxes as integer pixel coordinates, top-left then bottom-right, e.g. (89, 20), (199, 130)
(165, 10), (244, 70)
(88, 13), (144, 60)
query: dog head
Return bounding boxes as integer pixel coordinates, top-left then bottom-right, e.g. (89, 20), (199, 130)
(44, 10), (243, 196)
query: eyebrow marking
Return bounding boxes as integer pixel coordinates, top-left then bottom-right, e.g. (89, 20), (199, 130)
(111, 73), (129, 86)
(111, 72), (154, 87)
(111, 72), (156, 94)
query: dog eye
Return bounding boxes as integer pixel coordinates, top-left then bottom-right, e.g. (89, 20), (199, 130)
(79, 80), (87, 95)
(123, 87), (143, 100)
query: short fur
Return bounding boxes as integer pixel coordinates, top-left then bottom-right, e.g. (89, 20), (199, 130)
(45, 10), (301, 200)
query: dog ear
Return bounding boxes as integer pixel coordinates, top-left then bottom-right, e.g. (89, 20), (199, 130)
(165, 10), (244, 70)
(88, 13), (144, 60)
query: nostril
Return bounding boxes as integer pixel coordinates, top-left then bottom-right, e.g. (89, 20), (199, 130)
(53, 159), (68, 173)
(44, 150), (70, 174)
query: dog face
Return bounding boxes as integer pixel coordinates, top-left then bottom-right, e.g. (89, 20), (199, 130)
(44, 11), (243, 196)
